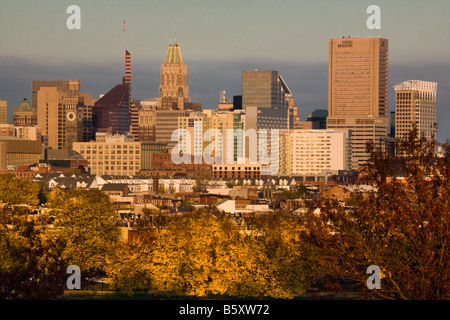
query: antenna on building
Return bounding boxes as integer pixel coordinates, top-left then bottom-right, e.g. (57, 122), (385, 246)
(123, 20), (126, 51)
(174, 17), (178, 45)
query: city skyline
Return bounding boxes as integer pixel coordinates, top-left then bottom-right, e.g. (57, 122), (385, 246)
(1, 0), (450, 141)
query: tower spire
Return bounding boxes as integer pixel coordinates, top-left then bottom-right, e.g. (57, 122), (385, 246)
(123, 20), (126, 51)
(174, 17), (177, 45)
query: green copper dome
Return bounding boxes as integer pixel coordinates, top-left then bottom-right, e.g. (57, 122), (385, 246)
(14, 98), (34, 113)
(164, 44), (183, 64)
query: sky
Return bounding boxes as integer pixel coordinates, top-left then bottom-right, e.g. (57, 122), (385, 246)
(1, 0), (449, 141)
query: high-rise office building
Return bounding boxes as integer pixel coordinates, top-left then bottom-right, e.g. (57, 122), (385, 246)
(93, 48), (137, 140)
(327, 37), (389, 169)
(242, 70), (288, 110)
(393, 80), (437, 141)
(155, 109), (194, 148)
(34, 80), (91, 150)
(328, 37), (388, 118)
(0, 99), (7, 124)
(93, 84), (131, 135)
(158, 42), (189, 110)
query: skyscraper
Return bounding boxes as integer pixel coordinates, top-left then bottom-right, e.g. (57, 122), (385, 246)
(327, 37), (389, 169)
(328, 37), (388, 118)
(124, 50), (139, 140)
(241, 70), (288, 110)
(93, 48), (135, 138)
(393, 80), (437, 141)
(93, 84), (131, 135)
(34, 79), (91, 150)
(158, 42), (189, 110)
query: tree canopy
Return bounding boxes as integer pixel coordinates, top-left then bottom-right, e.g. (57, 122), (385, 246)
(300, 126), (450, 299)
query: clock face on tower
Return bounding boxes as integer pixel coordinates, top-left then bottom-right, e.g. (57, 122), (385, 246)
(78, 112), (83, 121)
(67, 111), (76, 122)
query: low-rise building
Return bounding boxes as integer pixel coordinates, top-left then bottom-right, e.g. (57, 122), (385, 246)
(72, 133), (167, 176)
(0, 136), (43, 171)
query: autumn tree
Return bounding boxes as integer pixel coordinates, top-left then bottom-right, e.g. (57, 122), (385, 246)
(0, 174), (41, 205)
(109, 210), (312, 299)
(227, 212), (311, 299)
(300, 126), (450, 299)
(46, 189), (120, 276)
(0, 215), (67, 299)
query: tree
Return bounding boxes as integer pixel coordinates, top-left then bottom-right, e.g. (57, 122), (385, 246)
(0, 174), (41, 205)
(109, 210), (312, 299)
(239, 213), (311, 299)
(46, 189), (120, 276)
(0, 214), (67, 299)
(300, 126), (450, 299)
(193, 169), (210, 193)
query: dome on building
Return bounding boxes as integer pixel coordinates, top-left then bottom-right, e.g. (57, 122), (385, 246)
(14, 98), (34, 113)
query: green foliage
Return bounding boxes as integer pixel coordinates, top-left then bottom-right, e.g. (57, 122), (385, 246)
(280, 184), (309, 199)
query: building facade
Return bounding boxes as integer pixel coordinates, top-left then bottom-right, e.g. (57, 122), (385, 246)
(138, 106), (156, 142)
(393, 80), (437, 141)
(242, 70), (288, 110)
(283, 129), (351, 176)
(72, 133), (167, 176)
(158, 43), (189, 110)
(0, 99), (7, 124)
(328, 37), (388, 118)
(327, 37), (389, 169)
(176, 109), (246, 166)
(34, 80), (92, 150)
(0, 136), (43, 171)
(13, 98), (37, 126)
(155, 109), (194, 148)
(93, 84), (131, 135)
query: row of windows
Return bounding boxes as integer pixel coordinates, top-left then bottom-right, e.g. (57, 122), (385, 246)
(91, 166), (139, 171)
(79, 144), (139, 149)
(79, 149), (139, 155)
(214, 167), (259, 171)
(84, 156), (140, 161)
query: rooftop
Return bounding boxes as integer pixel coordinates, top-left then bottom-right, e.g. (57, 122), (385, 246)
(94, 84), (129, 107)
(164, 44), (183, 64)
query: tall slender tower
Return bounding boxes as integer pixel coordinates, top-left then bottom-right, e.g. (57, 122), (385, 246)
(158, 35), (189, 110)
(122, 21), (139, 140)
(124, 49), (139, 140)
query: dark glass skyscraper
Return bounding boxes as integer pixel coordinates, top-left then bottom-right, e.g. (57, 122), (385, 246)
(242, 70), (288, 110)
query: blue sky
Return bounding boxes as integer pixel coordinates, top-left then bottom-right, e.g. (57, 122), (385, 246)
(1, 0), (450, 141)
